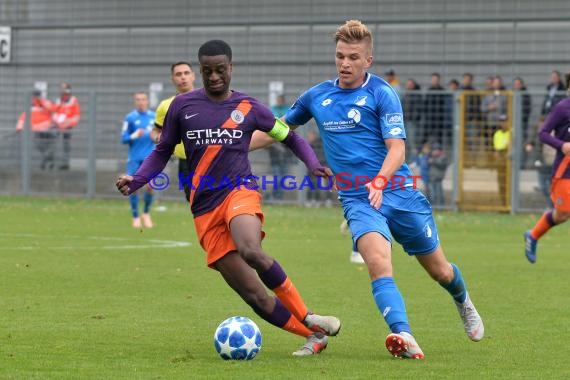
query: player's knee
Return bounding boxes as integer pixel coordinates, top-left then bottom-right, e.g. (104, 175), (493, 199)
(365, 253), (392, 278)
(554, 209), (570, 223)
(238, 245), (266, 267)
(243, 291), (273, 313)
(431, 264), (453, 284)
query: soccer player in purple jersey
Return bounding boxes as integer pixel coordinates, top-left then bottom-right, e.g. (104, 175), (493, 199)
(116, 40), (341, 356)
(524, 72), (570, 263)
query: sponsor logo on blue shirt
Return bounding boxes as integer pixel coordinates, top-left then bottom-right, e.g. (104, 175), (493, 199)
(386, 113), (403, 125)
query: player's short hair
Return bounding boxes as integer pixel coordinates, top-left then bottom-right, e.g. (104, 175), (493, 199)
(334, 20), (373, 54)
(171, 61), (193, 73)
(198, 40), (232, 61)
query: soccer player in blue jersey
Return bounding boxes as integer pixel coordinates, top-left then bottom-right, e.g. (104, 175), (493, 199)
(524, 73), (570, 263)
(251, 20), (484, 359)
(116, 40), (341, 356)
(121, 92), (156, 228)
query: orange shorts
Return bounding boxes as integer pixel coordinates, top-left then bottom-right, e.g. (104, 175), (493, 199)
(551, 178), (570, 212)
(194, 189), (265, 268)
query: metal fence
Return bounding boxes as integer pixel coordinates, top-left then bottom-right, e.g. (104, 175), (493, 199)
(0, 87), (564, 213)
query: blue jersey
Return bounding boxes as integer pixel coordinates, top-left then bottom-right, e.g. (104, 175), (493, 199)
(286, 73), (415, 198)
(121, 109), (156, 162)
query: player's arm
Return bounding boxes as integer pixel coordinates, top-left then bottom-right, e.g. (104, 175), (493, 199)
(151, 99), (169, 144)
(120, 120), (134, 144)
(117, 104), (179, 195)
(150, 126), (162, 144)
(249, 116), (300, 151)
(538, 103), (567, 152)
(365, 138), (406, 209)
(265, 118), (331, 177)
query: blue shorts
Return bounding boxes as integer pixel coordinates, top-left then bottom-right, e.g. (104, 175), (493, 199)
(342, 189), (439, 256)
(126, 159), (144, 176)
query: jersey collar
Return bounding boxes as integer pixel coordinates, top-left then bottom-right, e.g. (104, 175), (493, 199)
(334, 72), (371, 89)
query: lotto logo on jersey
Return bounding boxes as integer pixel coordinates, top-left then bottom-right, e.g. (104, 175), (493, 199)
(386, 113), (403, 125)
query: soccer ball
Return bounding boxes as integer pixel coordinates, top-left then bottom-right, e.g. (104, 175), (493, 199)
(213, 316), (262, 360)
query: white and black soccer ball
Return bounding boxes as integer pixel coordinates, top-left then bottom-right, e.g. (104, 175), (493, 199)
(214, 316), (262, 360)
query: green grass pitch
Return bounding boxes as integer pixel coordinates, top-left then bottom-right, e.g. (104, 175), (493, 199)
(1, 196), (569, 379)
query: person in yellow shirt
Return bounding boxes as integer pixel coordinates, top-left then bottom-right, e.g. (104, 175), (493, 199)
(493, 114), (511, 206)
(151, 61), (196, 201)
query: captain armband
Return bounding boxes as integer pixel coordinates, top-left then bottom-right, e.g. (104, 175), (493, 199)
(266, 118), (290, 142)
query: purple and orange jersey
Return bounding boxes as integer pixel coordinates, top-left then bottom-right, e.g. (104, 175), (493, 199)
(539, 97), (570, 180)
(129, 89), (287, 216)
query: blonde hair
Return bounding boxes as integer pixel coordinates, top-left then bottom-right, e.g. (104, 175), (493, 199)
(334, 20), (373, 53)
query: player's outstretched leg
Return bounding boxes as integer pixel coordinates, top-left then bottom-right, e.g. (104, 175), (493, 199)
(341, 220), (365, 264)
(438, 262), (484, 341)
(524, 230), (538, 263)
(373, 277), (425, 359)
(292, 332), (329, 356)
(258, 260), (341, 336)
(385, 332), (424, 359)
(455, 293), (484, 342)
(524, 210), (563, 263)
(303, 312), (342, 336)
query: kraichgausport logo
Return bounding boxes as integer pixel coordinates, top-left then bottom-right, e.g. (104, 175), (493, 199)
(386, 113), (403, 125)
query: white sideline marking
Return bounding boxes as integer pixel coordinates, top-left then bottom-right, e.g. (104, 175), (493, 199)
(0, 233), (191, 250)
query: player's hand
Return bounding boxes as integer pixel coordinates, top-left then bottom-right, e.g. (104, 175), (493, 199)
(312, 167), (336, 191)
(311, 166), (333, 178)
(562, 142), (570, 156)
(116, 174), (134, 196)
(150, 127), (162, 144)
(365, 180), (384, 209)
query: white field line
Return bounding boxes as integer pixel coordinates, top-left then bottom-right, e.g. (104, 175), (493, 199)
(0, 233), (191, 250)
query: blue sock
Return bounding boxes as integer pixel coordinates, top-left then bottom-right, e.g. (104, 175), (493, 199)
(129, 194), (139, 218)
(371, 277), (411, 334)
(440, 263), (467, 303)
(143, 191), (153, 213)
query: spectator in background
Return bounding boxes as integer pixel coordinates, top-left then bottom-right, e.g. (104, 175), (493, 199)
(541, 70), (566, 116)
(525, 116), (555, 209)
(415, 141), (431, 201)
(384, 69), (401, 95)
(52, 82), (81, 170)
(443, 79), (460, 148)
(481, 76), (507, 148)
(121, 92), (156, 228)
(484, 76), (494, 91)
(428, 142), (449, 207)
(267, 94), (291, 201)
(15, 90), (57, 170)
(424, 72), (446, 146)
(271, 94), (289, 118)
(492, 114), (511, 206)
(402, 78), (423, 160)
(460, 73), (482, 151)
(513, 77), (532, 143)
(447, 79), (459, 91)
